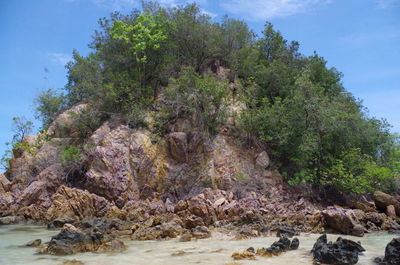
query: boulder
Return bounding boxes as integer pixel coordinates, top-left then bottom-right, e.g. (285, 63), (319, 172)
(374, 191), (400, 216)
(322, 207), (364, 236)
(311, 234), (365, 265)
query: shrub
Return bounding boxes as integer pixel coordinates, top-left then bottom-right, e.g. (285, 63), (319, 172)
(156, 67), (228, 135)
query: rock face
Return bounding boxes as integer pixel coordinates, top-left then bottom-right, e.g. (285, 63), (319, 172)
(311, 234), (365, 265)
(374, 191), (400, 217)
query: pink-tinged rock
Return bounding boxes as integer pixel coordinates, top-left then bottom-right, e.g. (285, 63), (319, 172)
(188, 194), (210, 218)
(18, 181), (53, 209)
(85, 126), (137, 206)
(322, 207), (365, 236)
(165, 198), (175, 213)
(0, 174), (10, 192)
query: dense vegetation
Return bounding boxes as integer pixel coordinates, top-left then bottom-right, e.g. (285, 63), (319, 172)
(4, 1), (399, 194)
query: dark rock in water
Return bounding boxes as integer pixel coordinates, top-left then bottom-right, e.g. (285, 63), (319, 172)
(39, 224), (124, 255)
(26, 239), (41, 247)
(258, 236), (300, 256)
(376, 237), (400, 265)
(246, 247), (255, 253)
(290, 238), (299, 250)
(311, 234), (365, 265)
(276, 227), (296, 238)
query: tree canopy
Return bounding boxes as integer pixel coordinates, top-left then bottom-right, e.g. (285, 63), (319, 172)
(30, 1), (399, 194)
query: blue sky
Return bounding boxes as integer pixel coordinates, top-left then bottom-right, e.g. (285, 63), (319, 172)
(0, 0), (399, 158)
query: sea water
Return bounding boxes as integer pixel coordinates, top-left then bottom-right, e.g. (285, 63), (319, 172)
(0, 224), (394, 265)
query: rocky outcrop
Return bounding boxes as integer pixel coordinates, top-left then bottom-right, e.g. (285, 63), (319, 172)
(374, 191), (400, 217)
(46, 186), (111, 222)
(311, 234), (365, 265)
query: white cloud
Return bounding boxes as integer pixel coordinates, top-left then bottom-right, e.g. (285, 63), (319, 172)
(220, 0), (330, 21)
(376, 0), (400, 9)
(48, 53), (72, 66)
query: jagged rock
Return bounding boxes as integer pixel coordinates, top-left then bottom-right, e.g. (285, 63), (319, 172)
(26, 239), (41, 247)
(374, 191), (400, 216)
(46, 186), (111, 222)
(311, 234), (365, 265)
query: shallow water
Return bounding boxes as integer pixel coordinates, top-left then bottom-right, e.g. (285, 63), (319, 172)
(0, 224), (394, 265)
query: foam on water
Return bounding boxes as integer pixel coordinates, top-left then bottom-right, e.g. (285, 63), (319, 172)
(0, 224), (394, 265)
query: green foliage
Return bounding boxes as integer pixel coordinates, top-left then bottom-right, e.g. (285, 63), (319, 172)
(323, 148), (394, 194)
(238, 23), (398, 194)
(235, 172), (249, 183)
(1, 117), (35, 174)
(60, 146), (82, 166)
(35, 89), (66, 129)
(11, 117), (34, 143)
(156, 67), (228, 135)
